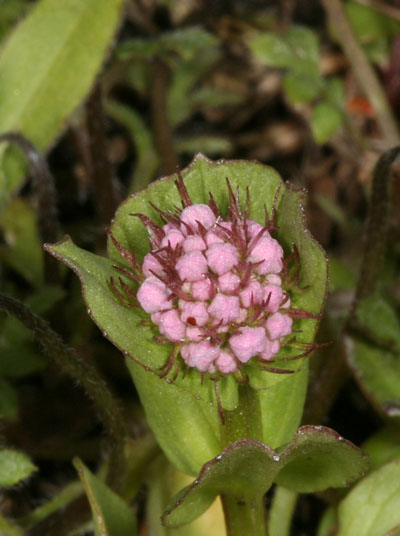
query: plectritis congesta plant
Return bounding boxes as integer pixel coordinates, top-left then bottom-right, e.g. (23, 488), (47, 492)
(109, 175), (318, 382)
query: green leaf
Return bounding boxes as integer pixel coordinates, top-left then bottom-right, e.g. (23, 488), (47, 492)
(0, 449), (37, 487)
(0, 378), (19, 421)
(283, 72), (321, 104)
(74, 458), (137, 536)
(0, 0), (124, 203)
(285, 27), (319, 67)
(249, 32), (296, 69)
(354, 294), (400, 352)
(337, 459), (400, 536)
(311, 101), (344, 143)
(163, 426), (368, 528)
(346, 2), (400, 41)
(347, 340), (400, 418)
(362, 427), (400, 472)
(0, 198), (43, 286)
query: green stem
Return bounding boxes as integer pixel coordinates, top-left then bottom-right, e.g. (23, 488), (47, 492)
(221, 494), (268, 536)
(268, 486), (297, 536)
(0, 513), (24, 536)
(221, 384), (268, 535)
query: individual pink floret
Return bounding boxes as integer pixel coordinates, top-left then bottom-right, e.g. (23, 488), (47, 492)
(266, 274), (282, 286)
(191, 278), (214, 301)
(208, 293), (241, 324)
(176, 251), (208, 282)
(262, 284), (283, 313)
(205, 230), (224, 246)
(240, 281), (263, 307)
(216, 350), (238, 374)
(181, 301), (209, 327)
(180, 204), (216, 232)
(229, 327), (267, 363)
(137, 276), (172, 313)
(142, 252), (165, 277)
(218, 271), (241, 294)
(260, 339), (280, 360)
(158, 309), (186, 341)
(248, 236), (283, 274)
(246, 220), (266, 239)
(161, 229), (185, 249)
(206, 243), (239, 275)
(183, 341), (220, 372)
(182, 235), (207, 253)
(266, 313), (293, 340)
(185, 326), (204, 342)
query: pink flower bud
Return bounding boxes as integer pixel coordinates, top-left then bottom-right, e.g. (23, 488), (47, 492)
(240, 281), (263, 307)
(260, 339), (280, 360)
(266, 313), (293, 340)
(180, 204), (216, 232)
(249, 236), (283, 274)
(137, 276), (172, 313)
(161, 229), (185, 249)
(229, 327), (267, 363)
(176, 251), (208, 282)
(185, 326), (204, 342)
(142, 253), (165, 277)
(183, 341), (220, 372)
(206, 243), (239, 275)
(216, 350), (238, 374)
(218, 271), (241, 293)
(158, 309), (186, 341)
(191, 278), (214, 301)
(205, 230), (224, 246)
(262, 284), (284, 313)
(182, 235), (207, 253)
(208, 293), (241, 324)
(180, 302), (209, 327)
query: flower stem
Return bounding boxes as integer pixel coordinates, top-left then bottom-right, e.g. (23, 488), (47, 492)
(221, 493), (268, 536)
(221, 384), (268, 535)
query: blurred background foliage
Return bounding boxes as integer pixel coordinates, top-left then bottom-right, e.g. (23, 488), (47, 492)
(0, 0), (400, 535)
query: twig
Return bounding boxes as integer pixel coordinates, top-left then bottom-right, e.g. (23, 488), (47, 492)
(150, 58), (178, 175)
(321, 0), (400, 147)
(353, 0), (400, 23)
(0, 133), (60, 284)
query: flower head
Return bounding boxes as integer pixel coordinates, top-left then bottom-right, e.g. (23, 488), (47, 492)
(109, 174), (317, 379)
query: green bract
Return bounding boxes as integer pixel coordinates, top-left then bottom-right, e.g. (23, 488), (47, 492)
(46, 154), (328, 476)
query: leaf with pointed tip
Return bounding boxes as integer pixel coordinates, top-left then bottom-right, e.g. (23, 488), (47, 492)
(74, 458), (137, 536)
(337, 459), (400, 536)
(0, 449), (37, 487)
(163, 426), (368, 528)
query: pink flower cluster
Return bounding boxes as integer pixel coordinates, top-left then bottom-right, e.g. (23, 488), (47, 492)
(134, 191), (293, 375)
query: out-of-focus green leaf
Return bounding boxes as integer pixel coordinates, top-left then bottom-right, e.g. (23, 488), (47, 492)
(74, 458), (137, 536)
(0, 0), (124, 204)
(346, 2), (400, 41)
(328, 257), (357, 292)
(0, 198), (43, 286)
(317, 507), (337, 536)
(163, 426), (368, 528)
(325, 77), (345, 108)
(337, 459), (400, 536)
(355, 295), (400, 352)
(118, 27), (217, 62)
(176, 136), (232, 156)
(0, 0), (28, 44)
(311, 101), (344, 143)
(362, 427), (400, 472)
(249, 32), (296, 69)
(249, 26), (320, 78)
(0, 348), (46, 379)
(0, 378), (18, 421)
(283, 72), (320, 104)
(105, 100), (159, 193)
(0, 449), (37, 487)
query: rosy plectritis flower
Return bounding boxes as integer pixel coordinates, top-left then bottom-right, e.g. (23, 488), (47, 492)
(109, 174), (317, 380)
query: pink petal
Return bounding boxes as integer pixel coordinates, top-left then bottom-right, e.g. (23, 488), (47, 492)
(181, 302), (209, 327)
(180, 204), (216, 232)
(161, 229), (185, 249)
(191, 278), (214, 301)
(158, 309), (186, 341)
(240, 281), (263, 307)
(137, 276), (172, 313)
(260, 340), (280, 360)
(206, 243), (239, 275)
(183, 341), (220, 371)
(249, 236), (283, 275)
(266, 313), (293, 340)
(218, 271), (241, 294)
(262, 284), (283, 313)
(176, 251), (208, 282)
(142, 253), (165, 277)
(216, 350), (238, 374)
(229, 327), (267, 363)
(208, 293), (241, 324)
(182, 235), (207, 253)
